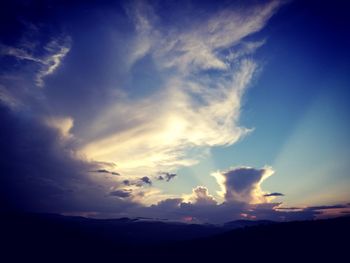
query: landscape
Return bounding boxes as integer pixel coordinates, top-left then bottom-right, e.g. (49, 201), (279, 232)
(1, 0), (349, 261)
(2, 212), (349, 261)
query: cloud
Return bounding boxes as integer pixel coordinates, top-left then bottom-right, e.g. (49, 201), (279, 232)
(110, 189), (132, 198)
(0, 85), (21, 109)
(79, 0), (282, 180)
(153, 1), (281, 72)
(119, 176), (152, 188)
(123, 180), (131, 186)
(187, 186), (217, 206)
(35, 37), (71, 87)
(122, 166), (317, 223)
(264, 192), (285, 197)
(158, 172), (177, 182)
(0, 103), (134, 214)
(140, 176), (152, 185)
(304, 204), (350, 219)
(127, 194), (321, 224)
(306, 205), (348, 210)
(212, 167), (275, 203)
(93, 169), (120, 176)
(2, 1), (313, 223)
(45, 116), (74, 140)
(0, 36), (71, 88)
(0, 45), (43, 63)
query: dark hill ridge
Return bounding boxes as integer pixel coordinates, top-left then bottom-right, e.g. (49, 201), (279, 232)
(0, 213), (348, 262)
(0, 212), (274, 243)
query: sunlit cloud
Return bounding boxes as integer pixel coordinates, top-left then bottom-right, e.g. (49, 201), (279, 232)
(109, 189), (133, 198)
(212, 166), (275, 204)
(79, 0), (282, 185)
(183, 186), (217, 206)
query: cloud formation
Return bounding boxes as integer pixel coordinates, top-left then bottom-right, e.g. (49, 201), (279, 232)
(110, 189), (132, 198)
(3, 0), (343, 223)
(188, 186), (217, 206)
(264, 192), (284, 197)
(157, 172), (177, 182)
(80, 0), (282, 179)
(122, 165), (335, 223)
(213, 167), (275, 203)
(35, 37), (71, 87)
(0, 103), (135, 214)
(140, 176), (152, 185)
(0, 35), (70, 88)
(93, 169), (120, 176)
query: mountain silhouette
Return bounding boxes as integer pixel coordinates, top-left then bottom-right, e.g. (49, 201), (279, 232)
(1, 212), (348, 262)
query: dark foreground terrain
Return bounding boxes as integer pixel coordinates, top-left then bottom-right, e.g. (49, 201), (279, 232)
(1, 213), (349, 262)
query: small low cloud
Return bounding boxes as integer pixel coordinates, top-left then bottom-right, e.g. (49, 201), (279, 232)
(306, 205), (348, 210)
(189, 186), (217, 206)
(264, 192), (284, 197)
(123, 180), (131, 186)
(140, 176), (152, 185)
(157, 172), (177, 182)
(121, 177), (152, 187)
(110, 189), (132, 198)
(93, 169), (120, 176)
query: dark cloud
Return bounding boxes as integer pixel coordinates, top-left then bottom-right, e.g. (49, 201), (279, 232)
(275, 207), (302, 210)
(0, 103), (133, 214)
(216, 167), (274, 203)
(121, 177), (152, 187)
(307, 205), (348, 210)
(129, 197), (320, 224)
(140, 176), (152, 185)
(93, 169), (120, 176)
(154, 198), (183, 210)
(123, 180), (131, 186)
(158, 172), (177, 182)
(110, 189), (132, 198)
(264, 192), (284, 197)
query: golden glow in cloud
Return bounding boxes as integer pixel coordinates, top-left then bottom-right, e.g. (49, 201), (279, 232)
(212, 166), (275, 204)
(81, 60), (255, 177)
(74, 0), (283, 205)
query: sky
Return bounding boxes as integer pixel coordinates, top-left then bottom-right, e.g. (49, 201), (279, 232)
(1, 0), (350, 223)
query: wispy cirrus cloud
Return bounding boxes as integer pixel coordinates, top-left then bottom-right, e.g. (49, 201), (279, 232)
(0, 35), (70, 88)
(35, 37), (71, 87)
(80, 1), (282, 182)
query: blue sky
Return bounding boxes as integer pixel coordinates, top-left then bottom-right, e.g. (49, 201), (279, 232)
(176, 0), (350, 207)
(1, 0), (350, 222)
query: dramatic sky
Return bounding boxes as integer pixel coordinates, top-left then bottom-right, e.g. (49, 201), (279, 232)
(1, 0), (350, 223)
